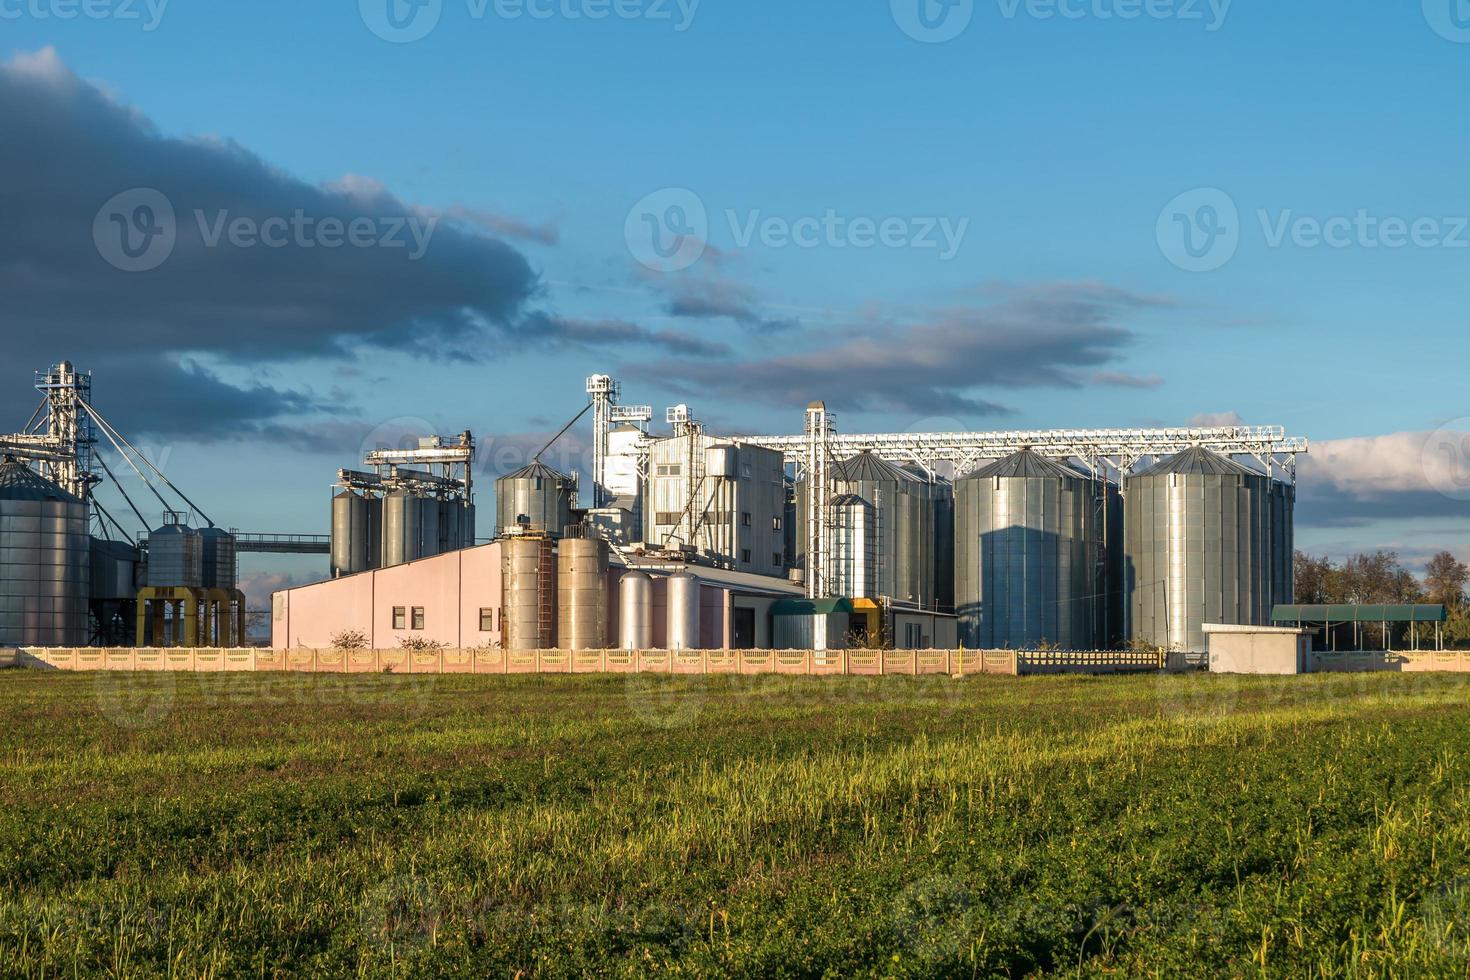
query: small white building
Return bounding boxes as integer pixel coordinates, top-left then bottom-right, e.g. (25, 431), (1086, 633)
(1204, 623), (1314, 675)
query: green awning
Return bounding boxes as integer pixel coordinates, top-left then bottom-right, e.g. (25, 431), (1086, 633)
(1271, 604), (1447, 624)
(771, 598), (854, 616)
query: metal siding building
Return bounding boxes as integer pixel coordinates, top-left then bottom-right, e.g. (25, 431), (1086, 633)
(954, 449), (1110, 650)
(0, 458), (91, 646)
(1124, 446), (1291, 653)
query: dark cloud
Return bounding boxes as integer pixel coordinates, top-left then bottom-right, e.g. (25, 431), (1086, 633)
(516, 313), (730, 357)
(656, 273), (797, 333)
(0, 48), (545, 437)
(631, 285), (1155, 417)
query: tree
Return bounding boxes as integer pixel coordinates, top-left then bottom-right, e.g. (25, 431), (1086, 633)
(1424, 551), (1469, 611)
(1293, 552), (1338, 603)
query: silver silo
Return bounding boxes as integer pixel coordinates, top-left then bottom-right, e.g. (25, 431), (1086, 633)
(146, 519), (203, 588)
(502, 536), (555, 650)
(666, 570), (701, 650)
(1124, 446), (1280, 654)
(618, 571), (653, 650)
(954, 449), (1107, 650)
(496, 462), (575, 538)
(381, 492), (442, 567)
(0, 458), (90, 647)
(331, 490), (375, 577)
(796, 452), (941, 608)
(199, 527), (237, 592)
(1268, 479), (1296, 607)
(557, 536), (609, 650)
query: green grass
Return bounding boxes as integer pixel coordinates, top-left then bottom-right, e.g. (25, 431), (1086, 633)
(2, 669), (1470, 977)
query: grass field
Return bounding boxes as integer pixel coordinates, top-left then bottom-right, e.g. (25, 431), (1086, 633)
(3, 669), (1470, 977)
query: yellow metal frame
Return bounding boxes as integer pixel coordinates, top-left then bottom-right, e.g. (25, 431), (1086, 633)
(135, 587), (246, 647)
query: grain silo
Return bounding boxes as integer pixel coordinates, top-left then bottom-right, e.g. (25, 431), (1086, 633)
(330, 490), (381, 577)
(556, 536), (609, 650)
(199, 527), (237, 593)
(619, 571), (653, 650)
(502, 536), (555, 650)
(954, 449), (1109, 650)
(1124, 446), (1288, 653)
(0, 457), (91, 646)
(798, 452), (943, 609)
(496, 462), (576, 538)
(146, 518), (203, 588)
(666, 570), (701, 650)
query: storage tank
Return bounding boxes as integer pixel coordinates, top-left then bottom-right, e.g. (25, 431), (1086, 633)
(199, 527), (237, 592)
(381, 492), (442, 567)
(618, 571), (653, 650)
(502, 536), (555, 650)
(496, 462), (575, 538)
(146, 519), (203, 588)
(1124, 446), (1282, 653)
(796, 452), (941, 608)
(666, 570), (701, 650)
(0, 458), (90, 646)
(557, 536), (609, 650)
(88, 537), (139, 601)
(954, 448), (1108, 650)
(331, 491), (383, 575)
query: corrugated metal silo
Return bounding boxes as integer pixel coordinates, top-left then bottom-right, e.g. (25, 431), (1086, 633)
(954, 449), (1106, 650)
(496, 462), (575, 538)
(1123, 446), (1279, 653)
(502, 536), (555, 650)
(666, 570), (701, 650)
(556, 536), (609, 650)
(619, 571), (653, 650)
(0, 458), (90, 646)
(199, 527), (236, 592)
(146, 520), (203, 588)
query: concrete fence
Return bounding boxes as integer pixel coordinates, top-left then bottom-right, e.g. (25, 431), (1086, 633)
(1310, 650), (1470, 673)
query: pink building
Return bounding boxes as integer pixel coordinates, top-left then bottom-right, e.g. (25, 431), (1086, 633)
(271, 541), (803, 650)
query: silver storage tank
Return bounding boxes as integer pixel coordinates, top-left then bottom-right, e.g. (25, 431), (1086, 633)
(199, 526), (237, 592)
(382, 492), (442, 567)
(496, 462), (575, 538)
(146, 520), (203, 588)
(557, 536), (609, 650)
(798, 452), (941, 608)
(1268, 479), (1295, 607)
(0, 458), (90, 646)
(502, 536), (555, 650)
(1124, 446), (1279, 653)
(828, 494), (878, 600)
(954, 449), (1107, 650)
(619, 571), (653, 651)
(331, 490), (375, 577)
(666, 570), (701, 650)
(88, 537), (139, 601)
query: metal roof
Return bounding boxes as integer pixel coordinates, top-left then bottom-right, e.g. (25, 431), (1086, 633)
(1135, 446), (1261, 478)
(771, 598), (854, 616)
(503, 461), (573, 483)
(832, 452), (921, 485)
(0, 458), (80, 503)
(1272, 604), (1448, 624)
(961, 447), (1085, 481)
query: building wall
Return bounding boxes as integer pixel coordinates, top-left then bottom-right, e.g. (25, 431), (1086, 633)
(1206, 629), (1311, 674)
(272, 543), (503, 650)
(892, 610), (959, 650)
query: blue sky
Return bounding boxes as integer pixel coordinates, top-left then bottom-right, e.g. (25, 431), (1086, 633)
(3, 0), (1468, 602)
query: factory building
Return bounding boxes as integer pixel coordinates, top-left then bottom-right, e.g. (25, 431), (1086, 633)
(642, 430), (787, 577)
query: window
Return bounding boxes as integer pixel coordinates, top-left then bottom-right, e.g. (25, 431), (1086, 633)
(479, 608), (495, 632)
(772, 516), (782, 531)
(741, 512), (752, 527)
(773, 552), (783, 567)
(741, 549), (752, 564)
(904, 623), (922, 648)
(656, 464), (682, 477)
(392, 606), (406, 630)
(411, 607), (425, 630)
(655, 512), (683, 527)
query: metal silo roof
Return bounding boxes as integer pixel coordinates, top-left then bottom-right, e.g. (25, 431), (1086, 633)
(831, 452), (919, 484)
(1135, 446), (1260, 478)
(961, 448), (1085, 481)
(0, 458), (80, 502)
(504, 461), (572, 483)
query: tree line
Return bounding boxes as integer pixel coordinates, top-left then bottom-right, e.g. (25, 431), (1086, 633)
(1293, 550), (1470, 648)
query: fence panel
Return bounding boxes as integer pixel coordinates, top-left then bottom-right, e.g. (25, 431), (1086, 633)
(672, 651), (705, 675)
(706, 651), (739, 674)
